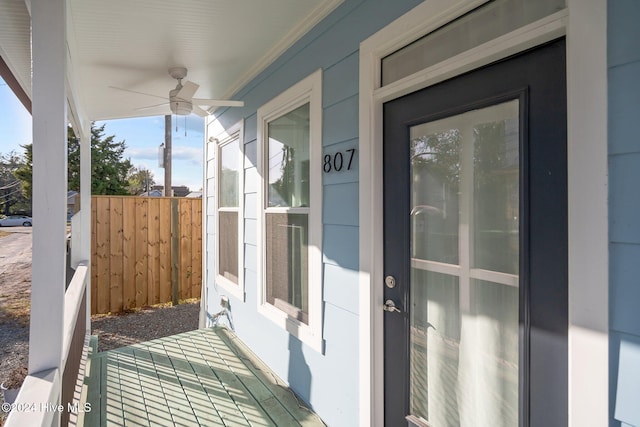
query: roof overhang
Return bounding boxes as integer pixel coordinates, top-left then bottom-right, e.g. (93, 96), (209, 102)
(0, 0), (343, 123)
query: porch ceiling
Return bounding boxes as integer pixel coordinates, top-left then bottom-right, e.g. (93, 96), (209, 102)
(0, 0), (342, 121)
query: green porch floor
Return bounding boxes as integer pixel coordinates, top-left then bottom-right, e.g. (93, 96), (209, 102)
(81, 328), (325, 427)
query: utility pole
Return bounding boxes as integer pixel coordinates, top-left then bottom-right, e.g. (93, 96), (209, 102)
(164, 115), (172, 196)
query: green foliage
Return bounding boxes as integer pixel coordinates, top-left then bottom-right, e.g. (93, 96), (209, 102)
(91, 123), (132, 195)
(13, 145), (32, 199)
(0, 151), (30, 215)
(127, 166), (155, 195)
(17, 123), (133, 197)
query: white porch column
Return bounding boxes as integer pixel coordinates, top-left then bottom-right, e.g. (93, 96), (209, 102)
(80, 120), (92, 332)
(29, 0), (67, 378)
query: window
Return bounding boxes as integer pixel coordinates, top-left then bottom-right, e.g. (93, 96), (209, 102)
(257, 70), (323, 351)
(213, 123), (244, 300)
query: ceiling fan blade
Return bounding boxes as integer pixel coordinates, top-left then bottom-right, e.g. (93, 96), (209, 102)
(134, 102), (169, 111)
(176, 80), (199, 100)
(193, 98), (244, 108)
(193, 105), (210, 117)
(109, 86), (167, 100)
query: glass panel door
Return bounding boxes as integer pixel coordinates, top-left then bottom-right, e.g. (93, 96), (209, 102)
(409, 100), (520, 427)
(383, 38), (567, 427)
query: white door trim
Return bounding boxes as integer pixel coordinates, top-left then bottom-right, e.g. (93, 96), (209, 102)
(358, 1), (608, 426)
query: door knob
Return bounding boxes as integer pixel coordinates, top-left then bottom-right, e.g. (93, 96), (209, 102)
(383, 299), (402, 313)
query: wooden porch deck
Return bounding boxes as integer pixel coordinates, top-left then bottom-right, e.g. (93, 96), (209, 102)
(80, 327), (325, 427)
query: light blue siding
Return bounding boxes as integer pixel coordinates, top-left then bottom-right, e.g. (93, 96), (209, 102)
(244, 218), (257, 245)
(323, 224), (359, 270)
(323, 182), (359, 226)
(609, 153), (640, 242)
(244, 244), (257, 273)
(244, 193), (257, 219)
(244, 140), (257, 168)
(244, 167), (258, 194)
(323, 52), (359, 107)
(323, 95), (359, 145)
(244, 113), (257, 143)
(608, 0), (640, 68)
(204, 0), (422, 425)
(608, 62), (640, 155)
(324, 263), (359, 315)
(608, 1), (640, 425)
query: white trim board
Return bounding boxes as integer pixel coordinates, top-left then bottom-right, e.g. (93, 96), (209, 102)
(358, 1), (608, 426)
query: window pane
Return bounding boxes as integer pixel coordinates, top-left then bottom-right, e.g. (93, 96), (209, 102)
(410, 270), (460, 425)
(219, 139), (240, 207)
(473, 100), (519, 274)
(218, 211), (238, 284)
(462, 279), (519, 426)
(409, 274), (518, 427)
(268, 103), (310, 208)
(382, 0), (566, 85)
(265, 213), (308, 323)
(410, 120), (461, 265)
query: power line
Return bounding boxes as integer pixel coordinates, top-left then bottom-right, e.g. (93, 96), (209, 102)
(0, 180), (20, 190)
(0, 188), (25, 205)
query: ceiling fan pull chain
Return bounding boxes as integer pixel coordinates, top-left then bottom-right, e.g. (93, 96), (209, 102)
(184, 116), (187, 137)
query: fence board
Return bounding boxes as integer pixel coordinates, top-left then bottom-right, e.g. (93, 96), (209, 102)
(191, 199), (203, 298)
(179, 200), (192, 300)
(90, 196), (202, 314)
(159, 200), (171, 303)
(95, 198), (110, 314)
(109, 197), (124, 313)
(148, 198), (160, 305)
(135, 198), (148, 307)
(122, 199), (136, 310)
(91, 198), (98, 314)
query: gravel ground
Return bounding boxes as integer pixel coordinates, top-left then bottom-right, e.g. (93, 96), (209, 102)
(91, 301), (200, 352)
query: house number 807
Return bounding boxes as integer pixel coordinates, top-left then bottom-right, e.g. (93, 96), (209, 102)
(323, 148), (356, 173)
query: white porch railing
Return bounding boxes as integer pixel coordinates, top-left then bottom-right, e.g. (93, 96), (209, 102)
(5, 263), (89, 427)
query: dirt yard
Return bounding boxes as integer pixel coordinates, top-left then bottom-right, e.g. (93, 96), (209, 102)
(0, 231), (32, 426)
(0, 230), (200, 425)
(0, 232), (32, 390)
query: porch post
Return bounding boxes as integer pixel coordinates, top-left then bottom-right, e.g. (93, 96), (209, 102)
(29, 0), (67, 381)
(80, 120), (92, 331)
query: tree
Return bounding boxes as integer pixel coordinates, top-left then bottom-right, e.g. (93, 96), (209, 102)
(0, 151), (29, 215)
(127, 166), (155, 195)
(68, 123), (132, 195)
(16, 123), (133, 197)
(13, 145), (33, 199)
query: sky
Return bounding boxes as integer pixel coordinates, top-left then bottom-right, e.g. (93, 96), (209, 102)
(0, 76), (205, 192)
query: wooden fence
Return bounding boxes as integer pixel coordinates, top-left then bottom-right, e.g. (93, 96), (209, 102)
(90, 196), (202, 314)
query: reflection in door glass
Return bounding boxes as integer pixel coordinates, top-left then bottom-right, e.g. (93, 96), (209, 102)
(410, 270), (460, 426)
(473, 114), (519, 274)
(409, 100), (519, 427)
(410, 124), (460, 264)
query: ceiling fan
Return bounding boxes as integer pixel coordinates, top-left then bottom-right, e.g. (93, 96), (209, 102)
(110, 67), (243, 117)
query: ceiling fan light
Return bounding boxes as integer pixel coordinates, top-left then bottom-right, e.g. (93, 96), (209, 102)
(170, 100), (192, 115)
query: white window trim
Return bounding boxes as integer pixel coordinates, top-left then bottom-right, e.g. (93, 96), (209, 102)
(256, 69), (324, 352)
(358, 1), (608, 426)
(212, 121), (245, 301)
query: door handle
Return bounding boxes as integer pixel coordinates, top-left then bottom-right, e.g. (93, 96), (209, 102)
(383, 299), (402, 313)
